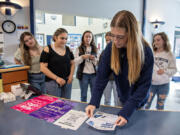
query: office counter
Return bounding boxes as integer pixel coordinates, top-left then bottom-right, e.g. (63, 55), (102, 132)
(0, 66), (30, 92)
(0, 98), (179, 135)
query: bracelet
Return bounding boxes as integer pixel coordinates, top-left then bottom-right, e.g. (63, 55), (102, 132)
(55, 76), (58, 81)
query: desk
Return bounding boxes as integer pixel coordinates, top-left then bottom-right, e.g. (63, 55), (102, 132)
(0, 98), (179, 135)
(0, 66), (30, 92)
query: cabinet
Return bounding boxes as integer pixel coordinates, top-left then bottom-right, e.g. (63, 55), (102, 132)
(0, 66), (30, 92)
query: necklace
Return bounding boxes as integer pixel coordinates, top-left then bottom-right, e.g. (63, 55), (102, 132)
(52, 44), (66, 56)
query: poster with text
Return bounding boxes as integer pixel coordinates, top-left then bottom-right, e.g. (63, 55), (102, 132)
(29, 99), (77, 123)
(11, 95), (58, 114)
(54, 110), (88, 130)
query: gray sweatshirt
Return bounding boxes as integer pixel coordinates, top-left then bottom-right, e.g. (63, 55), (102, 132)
(152, 51), (177, 85)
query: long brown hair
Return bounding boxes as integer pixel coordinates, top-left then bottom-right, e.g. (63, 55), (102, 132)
(110, 10), (149, 85)
(152, 32), (171, 52)
(78, 30), (97, 55)
(19, 32), (40, 65)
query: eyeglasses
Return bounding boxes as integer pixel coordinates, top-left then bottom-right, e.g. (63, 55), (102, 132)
(111, 34), (126, 40)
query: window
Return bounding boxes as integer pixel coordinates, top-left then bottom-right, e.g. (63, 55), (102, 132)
(62, 15), (76, 26)
(36, 34), (44, 46)
(35, 11), (45, 24)
(174, 31), (180, 57)
(88, 17), (93, 25)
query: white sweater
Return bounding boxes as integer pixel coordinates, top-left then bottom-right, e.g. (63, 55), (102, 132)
(152, 51), (177, 85)
(74, 46), (98, 74)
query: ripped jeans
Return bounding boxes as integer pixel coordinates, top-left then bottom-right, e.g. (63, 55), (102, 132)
(145, 83), (169, 110)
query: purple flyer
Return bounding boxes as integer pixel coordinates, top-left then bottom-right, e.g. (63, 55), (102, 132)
(29, 99), (77, 123)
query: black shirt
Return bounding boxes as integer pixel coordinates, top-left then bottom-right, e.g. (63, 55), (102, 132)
(40, 45), (74, 81)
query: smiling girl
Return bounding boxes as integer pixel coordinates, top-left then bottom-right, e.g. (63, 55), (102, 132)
(85, 10), (154, 127)
(145, 32), (177, 110)
(14, 32), (45, 93)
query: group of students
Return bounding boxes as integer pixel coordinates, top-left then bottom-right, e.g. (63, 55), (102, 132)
(14, 28), (97, 101)
(14, 10), (177, 127)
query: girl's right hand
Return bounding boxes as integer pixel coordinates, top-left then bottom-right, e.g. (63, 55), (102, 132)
(157, 69), (164, 75)
(85, 105), (96, 117)
(82, 54), (90, 59)
(56, 77), (66, 86)
(115, 116), (128, 127)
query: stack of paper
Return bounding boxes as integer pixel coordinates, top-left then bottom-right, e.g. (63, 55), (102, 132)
(86, 111), (118, 131)
(54, 110), (88, 130)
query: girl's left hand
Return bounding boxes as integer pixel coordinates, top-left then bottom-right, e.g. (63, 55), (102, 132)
(115, 116), (127, 127)
(89, 55), (95, 60)
(157, 69), (164, 75)
(67, 75), (73, 84)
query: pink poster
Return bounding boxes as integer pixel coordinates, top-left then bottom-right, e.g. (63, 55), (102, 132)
(11, 95), (58, 114)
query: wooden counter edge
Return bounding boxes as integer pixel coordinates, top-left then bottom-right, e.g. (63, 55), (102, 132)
(0, 66), (30, 73)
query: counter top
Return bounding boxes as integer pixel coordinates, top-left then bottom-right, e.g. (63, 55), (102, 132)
(0, 66), (30, 73)
(0, 97), (180, 135)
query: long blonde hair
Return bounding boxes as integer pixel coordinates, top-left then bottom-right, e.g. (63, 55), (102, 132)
(19, 32), (40, 65)
(110, 10), (149, 85)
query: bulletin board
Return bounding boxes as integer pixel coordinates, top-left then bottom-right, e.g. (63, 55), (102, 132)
(67, 34), (81, 52)
(46, 34), (81, 52)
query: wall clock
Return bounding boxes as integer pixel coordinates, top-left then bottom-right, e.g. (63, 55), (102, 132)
(2, 20), (16, 33)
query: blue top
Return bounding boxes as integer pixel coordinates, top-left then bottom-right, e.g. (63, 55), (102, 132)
(89, 42), (154, 121)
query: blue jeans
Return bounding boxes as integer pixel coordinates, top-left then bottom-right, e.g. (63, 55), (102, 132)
(45, 80), (72, 99)
(79, 73), (96, 102)
(103, 80), (119, 106)
(145, 83), (169, 110)
(28, 73), (45, 93)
